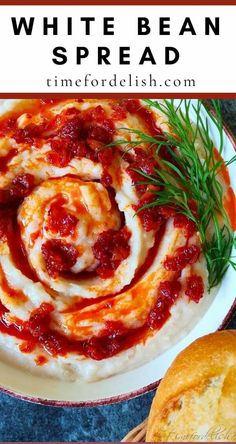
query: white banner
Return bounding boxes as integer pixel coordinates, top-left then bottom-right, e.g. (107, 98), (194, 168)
(0, 5), (235, 93)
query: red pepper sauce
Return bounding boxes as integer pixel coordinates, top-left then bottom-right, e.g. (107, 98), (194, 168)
(0, 99), (206, 361)
(213, 147), (236, 230)
(0, 302), (32, 341)
(6, 217), (38, 282)
(0, 300), (167, 361)
(119, 99), (163, 138)
(34, 355), (48, 366)
(0, 272), (27, 303)
(0, 149), (18, 173)
(224, 187), (236, 231)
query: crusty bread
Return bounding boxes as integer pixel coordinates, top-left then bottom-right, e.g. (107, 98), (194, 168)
(146, 330), (236, 442)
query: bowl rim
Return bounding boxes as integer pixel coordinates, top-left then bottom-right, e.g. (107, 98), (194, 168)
(0, 103), (235, 408)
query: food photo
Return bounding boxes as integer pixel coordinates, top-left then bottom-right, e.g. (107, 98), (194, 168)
(0, 98), (235, 440)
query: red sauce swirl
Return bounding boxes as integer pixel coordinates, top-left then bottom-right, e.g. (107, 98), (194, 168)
(0, 99), (205, 363)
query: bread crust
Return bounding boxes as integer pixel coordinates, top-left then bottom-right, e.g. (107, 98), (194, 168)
(146, 330), (236, 442)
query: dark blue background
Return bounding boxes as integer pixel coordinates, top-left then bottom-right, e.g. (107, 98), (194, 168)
(0, 100), (235, 442)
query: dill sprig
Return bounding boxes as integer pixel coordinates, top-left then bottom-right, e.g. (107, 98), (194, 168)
(115, 99), (236, 289)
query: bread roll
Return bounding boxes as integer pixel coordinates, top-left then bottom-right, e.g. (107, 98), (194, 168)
(146, 330), (236, 442)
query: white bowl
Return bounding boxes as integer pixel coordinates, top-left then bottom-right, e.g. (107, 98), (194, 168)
(0, 100), (235, 406)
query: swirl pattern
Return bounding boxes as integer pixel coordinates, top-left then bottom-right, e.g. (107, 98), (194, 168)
(0, 99), (208, 380)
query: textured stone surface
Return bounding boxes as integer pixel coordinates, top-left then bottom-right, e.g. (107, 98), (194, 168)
(0, 100), (235, 442)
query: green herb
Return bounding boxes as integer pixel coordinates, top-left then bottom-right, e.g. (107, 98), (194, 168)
(115, 99), (236, 289)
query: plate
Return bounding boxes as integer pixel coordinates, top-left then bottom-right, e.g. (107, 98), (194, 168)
(0, 99), (235, 406)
